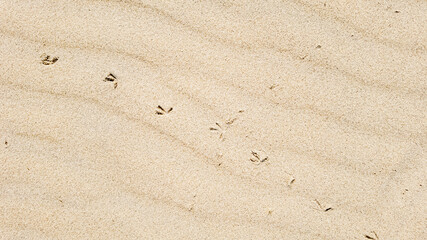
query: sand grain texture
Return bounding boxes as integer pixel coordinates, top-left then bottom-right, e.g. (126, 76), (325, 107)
(0, 0), (426, 239)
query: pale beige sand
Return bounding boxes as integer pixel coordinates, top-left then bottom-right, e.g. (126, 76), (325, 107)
(0, 0), (426, 239)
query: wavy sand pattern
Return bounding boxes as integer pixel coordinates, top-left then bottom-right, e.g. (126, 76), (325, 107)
(0, 0), (426, 239)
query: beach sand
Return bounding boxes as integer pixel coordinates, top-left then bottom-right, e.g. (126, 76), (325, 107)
(0, 0), (426, 239)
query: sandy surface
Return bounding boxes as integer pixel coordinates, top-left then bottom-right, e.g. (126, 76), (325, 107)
(0, 0), (426, 239)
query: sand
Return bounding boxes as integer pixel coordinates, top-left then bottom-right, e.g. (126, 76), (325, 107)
(0, 0), (426, 239)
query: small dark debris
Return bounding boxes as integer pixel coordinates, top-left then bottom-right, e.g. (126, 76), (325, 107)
(314, 199), (332, 212)
(156, 105), (173, 115)
(316, 45), (322, 49)
(104, 73), (118, 89)
(210, 123), (225, 140)
(394, 11), (400, 13)
(249, 151), (268, 164)
(104, 73), (116, 82)
(41, 55), (58, 65)
(364, 231), (379, 239)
